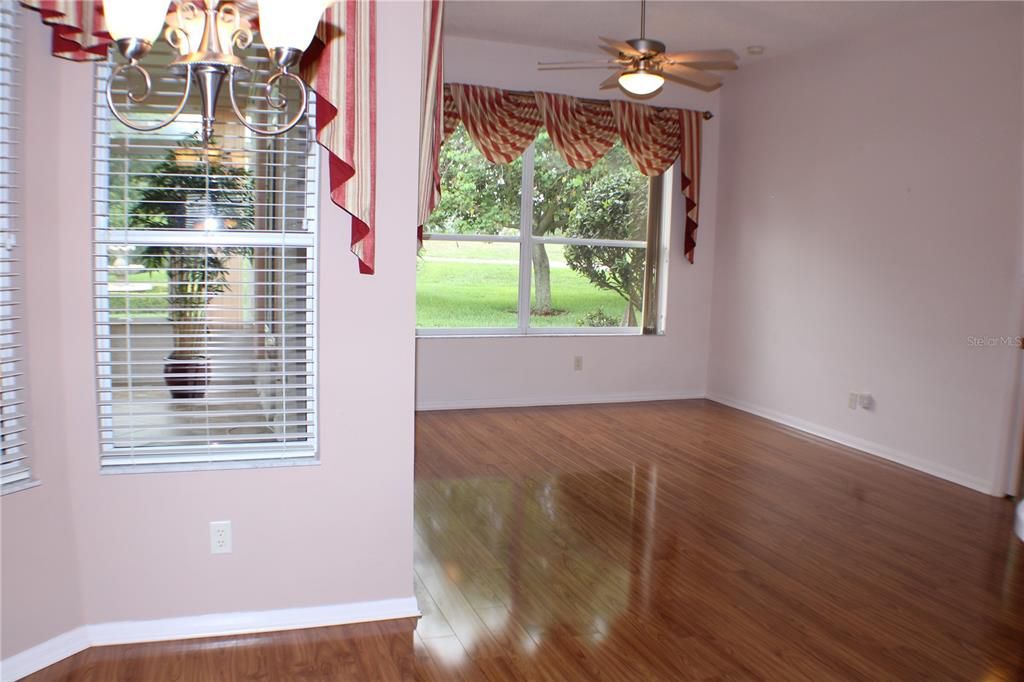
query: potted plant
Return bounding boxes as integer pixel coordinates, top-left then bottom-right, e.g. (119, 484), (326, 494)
(130, 135), (254, 399)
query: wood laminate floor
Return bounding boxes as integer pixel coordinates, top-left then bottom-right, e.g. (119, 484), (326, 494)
(27, 400), (1024, 680)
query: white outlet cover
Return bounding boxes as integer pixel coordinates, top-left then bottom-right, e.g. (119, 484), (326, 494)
(210, 520), (232, 554)
(848, 392), (859, 409)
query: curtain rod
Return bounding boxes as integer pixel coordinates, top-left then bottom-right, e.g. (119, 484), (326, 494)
(445, 82), (714, 120)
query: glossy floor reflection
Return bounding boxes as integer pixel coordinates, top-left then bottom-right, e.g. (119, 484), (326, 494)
(27, 401), (1024, 680)
(412, 401), (1024, 680)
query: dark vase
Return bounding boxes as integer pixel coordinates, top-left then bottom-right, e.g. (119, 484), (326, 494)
(164, 351), (209, 399)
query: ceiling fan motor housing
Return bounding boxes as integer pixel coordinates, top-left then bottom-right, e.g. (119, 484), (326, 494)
(626, 37), (666, 55)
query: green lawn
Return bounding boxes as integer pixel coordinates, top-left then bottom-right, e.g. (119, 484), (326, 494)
(416, 240), (632, 329)
(107, 269), (169, 316)
(107, 242), (635, 329)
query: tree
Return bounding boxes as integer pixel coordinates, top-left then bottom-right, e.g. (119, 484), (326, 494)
(427, 127), (648, 317)
(563, 168), (649, 325)
(130, 134), (254, 359)
(427, 128), (521, 236)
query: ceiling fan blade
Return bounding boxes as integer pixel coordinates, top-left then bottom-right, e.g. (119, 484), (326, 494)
(676, 61), (739, 71)
(599, 36), (642, 57)
(598, 71), (622, 90)
(661, 64), (722, 91)
(538, 60), (619, 71)
(598, 44), (635, 62)
(662, 49), (739, 64)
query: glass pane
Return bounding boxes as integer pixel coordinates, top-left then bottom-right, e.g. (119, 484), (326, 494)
(529, 244), (645, 329)
(103, 41), (315, 235)
(425, 126), (521, 236)
(101, 245), (314, 448)
(417, 240), (520, 329)
(532, 131), (649, 241)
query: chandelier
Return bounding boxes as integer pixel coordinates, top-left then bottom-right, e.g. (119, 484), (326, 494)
(102, 0), (332, 143)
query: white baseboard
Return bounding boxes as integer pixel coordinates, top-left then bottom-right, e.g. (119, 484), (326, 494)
(1, 627), (89, 682)
(2, 596), (419, 682)
(707, 393), (996, 495)
(416, 390), (706, 411)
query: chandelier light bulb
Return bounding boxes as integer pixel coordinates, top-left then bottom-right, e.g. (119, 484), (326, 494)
(618, 67), (664, 96)
(102, 0), (170, 43)
(104, 0), (319, 145)
(257, 0), (332, 52)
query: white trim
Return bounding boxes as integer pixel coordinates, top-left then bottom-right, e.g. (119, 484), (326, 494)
(1, 627), (90, 682)
(416, 327), (642, 338)
(533, 236), (647, 248)
(422, 232), (519, 243)
(93, 229), (316, 248)
(1, 597), (419, 682)
(86, 596), (420, 646)
(416, 390), (705, 412)
(516, 142), (535, 336)
(706, 393), (998, 496)
(421, 232), (645, 249)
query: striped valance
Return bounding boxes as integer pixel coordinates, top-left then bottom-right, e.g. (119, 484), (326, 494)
(433, 83), (704, 263)
(22, 0), (379, 274)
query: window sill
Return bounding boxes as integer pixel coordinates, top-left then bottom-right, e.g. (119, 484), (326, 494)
(417, 329), (653, 339)
(100, 457), (320, 476)
(1, 479), (42, 496)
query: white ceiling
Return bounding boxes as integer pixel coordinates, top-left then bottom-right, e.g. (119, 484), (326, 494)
(444, 1), (952, 62)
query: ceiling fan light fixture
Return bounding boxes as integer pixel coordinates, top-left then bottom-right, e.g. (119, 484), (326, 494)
(618, 66), (664, 96)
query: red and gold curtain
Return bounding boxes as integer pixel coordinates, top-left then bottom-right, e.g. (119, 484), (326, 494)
(609, 99), (680, 176)
(438, 83), (705, 262)
(447, 84), (543, 165)
(21, 1), (110, 60)
(679, 109), (702, 263)
(535, 92), (616, 170)
(23, 0), (380, 275)
(301, 2), (377, 274)
(417, 0), (444, 231)
(442, 89), (460, 140)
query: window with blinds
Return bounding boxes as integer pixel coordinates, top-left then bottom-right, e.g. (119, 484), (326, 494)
(93, 43), (319, 471)
(0, 6), (33, 493)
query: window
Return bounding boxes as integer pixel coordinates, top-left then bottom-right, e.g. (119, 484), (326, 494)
(417, 126), (664, 334)
(93, 44), (319, 471)
(0, 6), (33, 493)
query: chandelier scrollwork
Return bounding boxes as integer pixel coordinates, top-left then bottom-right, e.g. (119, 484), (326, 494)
(103, 0), (331, 144)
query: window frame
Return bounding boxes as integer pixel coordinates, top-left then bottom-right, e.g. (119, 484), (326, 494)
(417, 140), (668, 338)
(0, 5), (37, 495)
(91, 54), (321, 474)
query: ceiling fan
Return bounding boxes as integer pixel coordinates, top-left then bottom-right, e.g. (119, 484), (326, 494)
(537, 0), (739, 97)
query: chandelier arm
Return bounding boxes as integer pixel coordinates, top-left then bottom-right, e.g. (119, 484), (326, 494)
(228, 67), (308, 137)
(105, 62), (193, 133)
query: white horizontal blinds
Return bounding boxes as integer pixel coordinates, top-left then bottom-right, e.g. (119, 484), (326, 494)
(0, 6), (30, 490)
(93, 42), (319, 469)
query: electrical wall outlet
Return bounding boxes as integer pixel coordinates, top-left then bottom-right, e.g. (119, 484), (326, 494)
(848, 392), (859, 410)
(573, 355), (583, 371)
(210, 520), (232, 554)
(858, 393), (874, 411)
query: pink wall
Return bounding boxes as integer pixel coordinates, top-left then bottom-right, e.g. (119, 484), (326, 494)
(415, 36), (720, 409)
(2, 1), (422, 659)
(708, 3), (1024, 494)
(0, 12), (85, 652)
(1016, 6), (1024, 494)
